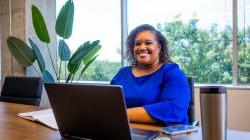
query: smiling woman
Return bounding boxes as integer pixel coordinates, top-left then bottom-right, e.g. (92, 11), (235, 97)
(111, 24), (190, 125)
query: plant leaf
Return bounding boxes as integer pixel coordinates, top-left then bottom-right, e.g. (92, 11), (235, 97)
(29, 38), (45, 72)
(70, 41), (91, 63)
(42, 70), (55, 83)
(58, 40), (71, 61)
(67, 41), (100, 73)
(82, 40), (100, 65)
(79, 55), (98, 77)
(7, 36), (36, 67)
(67, 62), (81, 75)
(91, 40), (100, 46)
(31, 5), (50, 43)
(56, 0), (74, 39)
(82, 44), (101, 65)
(67, 41), (91, 73)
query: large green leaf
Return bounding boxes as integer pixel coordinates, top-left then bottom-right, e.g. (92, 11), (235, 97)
(69, 41), (91, 64)
(29, 38), (45, 72)
(67, 41), (91, 73)
(91, 40), (100, 46)
(56, 0), (74, 39)
(7, 36), (36, 67)
(70, 40), (100, 64)
(42, 70), (55, 83)
(82, 45), (101, 64)
(31, 5), (50, 43)
(58, 40), (71, 61)
(81, 40), (101, 65)
(76, 55), (98, 82)
(67, 41), (100, 73)
(79, 55), (98, 77)
(67, 61), (81, 74)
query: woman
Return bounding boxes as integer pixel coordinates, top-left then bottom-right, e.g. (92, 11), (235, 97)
(111, 24), (190, 125)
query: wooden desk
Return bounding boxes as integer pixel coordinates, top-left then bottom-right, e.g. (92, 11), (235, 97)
(0, 102), (60, 139)
(0, 102), (250, 140)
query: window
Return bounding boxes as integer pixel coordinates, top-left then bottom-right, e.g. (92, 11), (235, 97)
(56, 0), (250, 85)
(128, 0), (233, 84)
(57, 0), (121, 82)
(238, 0), (250, 84)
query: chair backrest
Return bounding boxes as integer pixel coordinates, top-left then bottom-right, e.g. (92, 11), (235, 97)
(0, 76), (43, 105)
(187, 77), (195, 124)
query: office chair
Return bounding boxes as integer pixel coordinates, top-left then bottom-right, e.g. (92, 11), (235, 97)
(187, 77), (198, 126)
(0, 76), (43, 106)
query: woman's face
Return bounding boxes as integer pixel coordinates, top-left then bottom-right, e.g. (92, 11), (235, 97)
(133, 30), (161, 67)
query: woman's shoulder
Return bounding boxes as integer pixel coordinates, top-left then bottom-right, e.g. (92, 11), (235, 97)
(161, 63), (187, 78)
(114, 66), (132, 77)
(111, 66), (132, 84)
(161, 63), (181, 72)
(118, 66), (132, 73)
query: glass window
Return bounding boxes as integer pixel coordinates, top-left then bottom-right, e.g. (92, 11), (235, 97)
(128, 0), (232, 84)
(238, 0), (250, 84)
(57, 0), (121, 82)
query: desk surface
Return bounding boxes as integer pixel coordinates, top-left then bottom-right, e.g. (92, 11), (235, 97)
(0, 102), (250, 140)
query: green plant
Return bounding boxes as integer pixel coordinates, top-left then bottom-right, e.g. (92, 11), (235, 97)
(6, 0), (101, 83)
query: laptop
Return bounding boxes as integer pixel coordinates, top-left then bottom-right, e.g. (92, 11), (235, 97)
(44, 83), (159, 140)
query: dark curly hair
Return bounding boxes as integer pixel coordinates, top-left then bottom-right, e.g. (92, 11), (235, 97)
(126, 24), (171, 66)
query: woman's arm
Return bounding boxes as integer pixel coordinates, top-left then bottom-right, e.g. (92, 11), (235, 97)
(127, 107), (157, 123)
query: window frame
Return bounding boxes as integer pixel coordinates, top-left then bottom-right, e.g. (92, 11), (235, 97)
(232, 0), (238, 85)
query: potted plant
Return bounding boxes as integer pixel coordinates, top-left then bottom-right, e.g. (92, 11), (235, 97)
(6, 0), (101, 83)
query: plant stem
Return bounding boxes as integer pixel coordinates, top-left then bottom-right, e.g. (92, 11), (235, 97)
(31, 64), (42, 77)
(22, 56), (42, 78)
(59, 59), (62, 81)
(46, 44), (59, 81)
(65, 61), (67, 82)
(71, 73), (75, 83)
(77, 73), (81, 82)
(11, 55), (14, 76)
(66, 73), (72, 83)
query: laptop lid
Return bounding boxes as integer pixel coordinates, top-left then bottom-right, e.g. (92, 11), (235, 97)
(44, 83), (132, 140)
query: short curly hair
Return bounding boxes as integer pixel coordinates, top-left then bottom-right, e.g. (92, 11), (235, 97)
(126, 24), (171, 66)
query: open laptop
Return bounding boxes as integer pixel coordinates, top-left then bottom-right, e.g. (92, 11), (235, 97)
(44, 83), (159, 140)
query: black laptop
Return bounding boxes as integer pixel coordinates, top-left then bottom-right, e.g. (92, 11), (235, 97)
(44, 83), (159, 140)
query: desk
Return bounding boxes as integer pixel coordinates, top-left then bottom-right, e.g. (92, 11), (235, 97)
(0, 102), (250, 140)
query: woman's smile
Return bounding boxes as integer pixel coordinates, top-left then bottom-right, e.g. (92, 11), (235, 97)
(135, 50), (151, 56)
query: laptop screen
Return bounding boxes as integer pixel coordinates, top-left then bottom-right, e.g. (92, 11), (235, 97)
(44, 83), (132, 140)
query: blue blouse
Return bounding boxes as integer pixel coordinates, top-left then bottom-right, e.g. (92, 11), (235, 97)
(110, 63), (190, 125)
